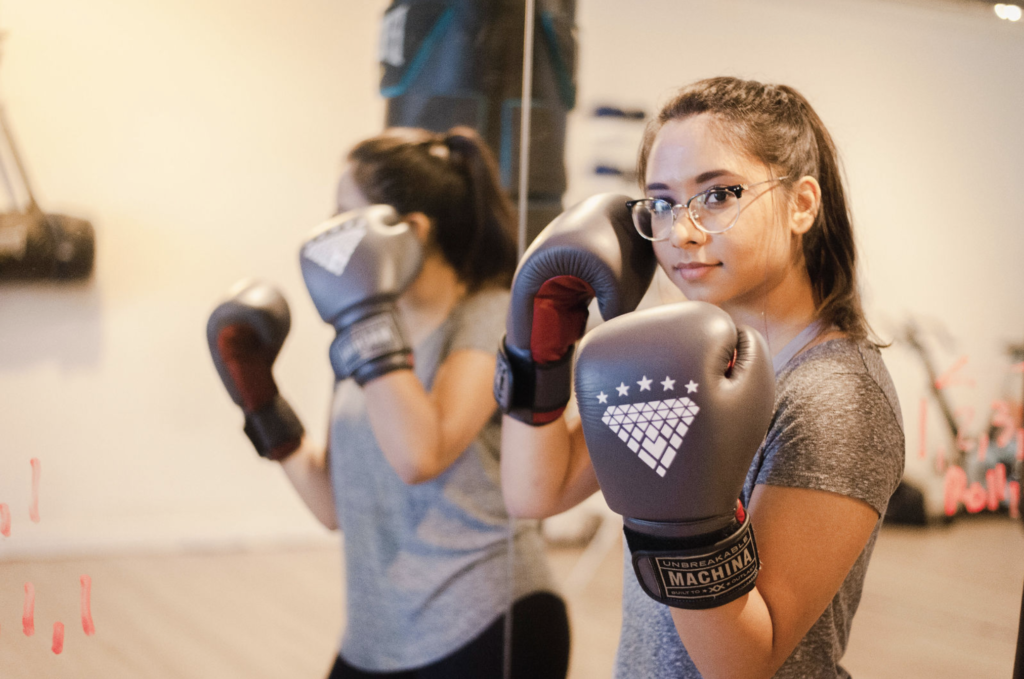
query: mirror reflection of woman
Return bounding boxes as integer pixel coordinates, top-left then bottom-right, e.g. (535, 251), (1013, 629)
(501, 78), (904, 678)
(283, 127), (570, 679)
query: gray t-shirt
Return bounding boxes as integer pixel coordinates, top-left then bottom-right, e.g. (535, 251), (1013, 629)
(328, 288), (554, 672)
(615, 338), (905, 678)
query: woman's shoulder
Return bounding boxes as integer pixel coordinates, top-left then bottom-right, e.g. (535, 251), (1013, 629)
(779, 338), (902, 428)
(761, 338), (906, 515)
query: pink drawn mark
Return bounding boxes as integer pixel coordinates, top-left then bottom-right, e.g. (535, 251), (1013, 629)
(23, 583), (35, 636)
(29, 458), (41, 523)
(1010, 481), (1021, 519)
(977, 432), (990, 463)
(963, 482), (987, 513)
(1017, 429), (1024, 461)
(0, 503), (10, 537)
(943, 465), (967, 516)
(80, 575), (95, 636)
(918, 398), (928, 459)
(935, 355), (975, 389)
(52, 622), (64, 655)
(1010, 362), (1024, 373)
(954, 406), (976, 453)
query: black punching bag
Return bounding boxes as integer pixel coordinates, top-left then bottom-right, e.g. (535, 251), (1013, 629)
(378, 0), (576, 245)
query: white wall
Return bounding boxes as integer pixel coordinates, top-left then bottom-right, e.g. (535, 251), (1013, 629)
(1, 0), (1022, 559)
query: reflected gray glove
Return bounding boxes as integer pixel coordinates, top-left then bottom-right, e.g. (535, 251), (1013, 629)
(207, 280), (305, 460)
(300, 205), (423, 385)
(575, 302), (775, 609)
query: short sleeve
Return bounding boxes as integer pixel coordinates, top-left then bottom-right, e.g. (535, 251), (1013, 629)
(755, 345), (906, 516)
(448, 287), (510, 356)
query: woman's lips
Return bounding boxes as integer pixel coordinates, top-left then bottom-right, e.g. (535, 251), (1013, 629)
(675, 261), (720, 282)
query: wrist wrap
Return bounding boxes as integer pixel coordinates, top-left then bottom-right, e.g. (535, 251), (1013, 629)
(329, 303), (412, 385)
(624, 514), (759, 610)
(493, 338), (574, 426)
(243, 393), (305, 461)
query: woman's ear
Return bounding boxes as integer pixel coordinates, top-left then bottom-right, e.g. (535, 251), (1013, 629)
(403, 212), (433, 244)
(789, 176), (821, 236)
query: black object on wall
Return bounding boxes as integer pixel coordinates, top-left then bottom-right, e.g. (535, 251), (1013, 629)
(378, 0), (576, 245)
(0, 105), (94, 282)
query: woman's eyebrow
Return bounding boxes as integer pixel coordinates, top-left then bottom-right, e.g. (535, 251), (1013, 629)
(645, 169), (739, 193)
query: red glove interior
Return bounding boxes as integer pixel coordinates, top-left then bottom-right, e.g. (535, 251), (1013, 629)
(217, 324), (279, 412)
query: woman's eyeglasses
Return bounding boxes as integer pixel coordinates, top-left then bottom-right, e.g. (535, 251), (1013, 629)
(626, 177), (788, 241)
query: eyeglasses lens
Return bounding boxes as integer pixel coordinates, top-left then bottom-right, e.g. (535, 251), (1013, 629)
(631, 200), (674, 241)
(691, 189), (740, 234)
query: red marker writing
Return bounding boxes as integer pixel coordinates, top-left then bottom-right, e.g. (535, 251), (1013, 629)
(977, 432), (989, 463)
(944, 465), (968, 516)
(52, 622), (64, 655)
(23, 582), (35, 636)
(29, 458), (41, 523)
(81, 575), (95, 636)
(0, 503), (10, 537)
(935, 355), (975, 389)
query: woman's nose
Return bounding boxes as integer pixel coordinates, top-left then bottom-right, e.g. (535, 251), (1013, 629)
(668, 211), (706, 248)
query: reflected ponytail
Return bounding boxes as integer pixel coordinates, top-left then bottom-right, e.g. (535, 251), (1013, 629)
(349, 126), (517, 291)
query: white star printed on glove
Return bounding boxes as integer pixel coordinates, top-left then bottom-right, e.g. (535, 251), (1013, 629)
(616, 382), (630, 397)
(597, 391), (608, 404)
(637, 376), (653, 391)
(661, 376), (676, 391)
(685, 380), (699, 394)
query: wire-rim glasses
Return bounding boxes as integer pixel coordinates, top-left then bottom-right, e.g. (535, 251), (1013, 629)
(626, 177), (789, 241)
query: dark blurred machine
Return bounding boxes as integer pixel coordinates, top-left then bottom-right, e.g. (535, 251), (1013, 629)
(378, 0), (576, 245)
(0, 102), (94, 281)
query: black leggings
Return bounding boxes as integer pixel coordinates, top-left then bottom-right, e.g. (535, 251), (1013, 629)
(327, 591), (570, 679)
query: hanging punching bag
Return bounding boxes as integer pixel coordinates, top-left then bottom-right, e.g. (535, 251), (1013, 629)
(378, 0), (576, 244)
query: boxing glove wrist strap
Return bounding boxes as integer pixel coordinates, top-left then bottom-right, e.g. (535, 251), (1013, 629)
(624, 515), (759, 610)
(329, 304), (413, 385)
(493, 340), (573, 426)
(243, 393), (305, 461)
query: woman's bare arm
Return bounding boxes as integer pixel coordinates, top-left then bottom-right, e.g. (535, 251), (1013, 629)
(668, 485), (879, 679)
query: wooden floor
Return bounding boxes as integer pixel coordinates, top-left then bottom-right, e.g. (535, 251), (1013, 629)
(0, 516), (1021, 678)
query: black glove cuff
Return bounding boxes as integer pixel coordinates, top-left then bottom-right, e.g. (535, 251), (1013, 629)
(330, 305), (413, 384)
(624, 515), (759, 610)
(493, 339), (574, 426)
(243, 393), (305, 461)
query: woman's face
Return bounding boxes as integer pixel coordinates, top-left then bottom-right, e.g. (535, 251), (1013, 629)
(644, 114), (795, 312)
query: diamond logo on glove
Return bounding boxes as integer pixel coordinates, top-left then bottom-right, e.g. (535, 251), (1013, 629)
(301, 216), (368, 277)
(598, 377), (699, 478)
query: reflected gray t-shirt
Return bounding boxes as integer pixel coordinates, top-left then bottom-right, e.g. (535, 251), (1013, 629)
(614, 338), (905, 678)
(329, 288), (554, 672)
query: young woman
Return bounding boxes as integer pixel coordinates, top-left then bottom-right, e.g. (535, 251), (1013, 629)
(499, 77), (904, 678)
(281, 126), (570, 678)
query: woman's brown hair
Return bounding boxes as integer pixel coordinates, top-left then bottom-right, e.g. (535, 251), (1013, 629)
(637, 77), (870, 340)
(348, 126), (518, 291)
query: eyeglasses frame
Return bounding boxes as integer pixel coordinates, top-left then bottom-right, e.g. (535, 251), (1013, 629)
(625, 176), (789, 241)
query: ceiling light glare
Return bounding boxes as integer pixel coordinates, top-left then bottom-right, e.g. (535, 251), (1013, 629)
(994, 3), (1023, 21)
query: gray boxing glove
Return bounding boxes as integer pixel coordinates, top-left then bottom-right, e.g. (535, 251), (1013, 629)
(300, 205), (423, 385)
(207, 280), (305, 460)
(494, 193), (657, 425)
(574, 302), (775, 609)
